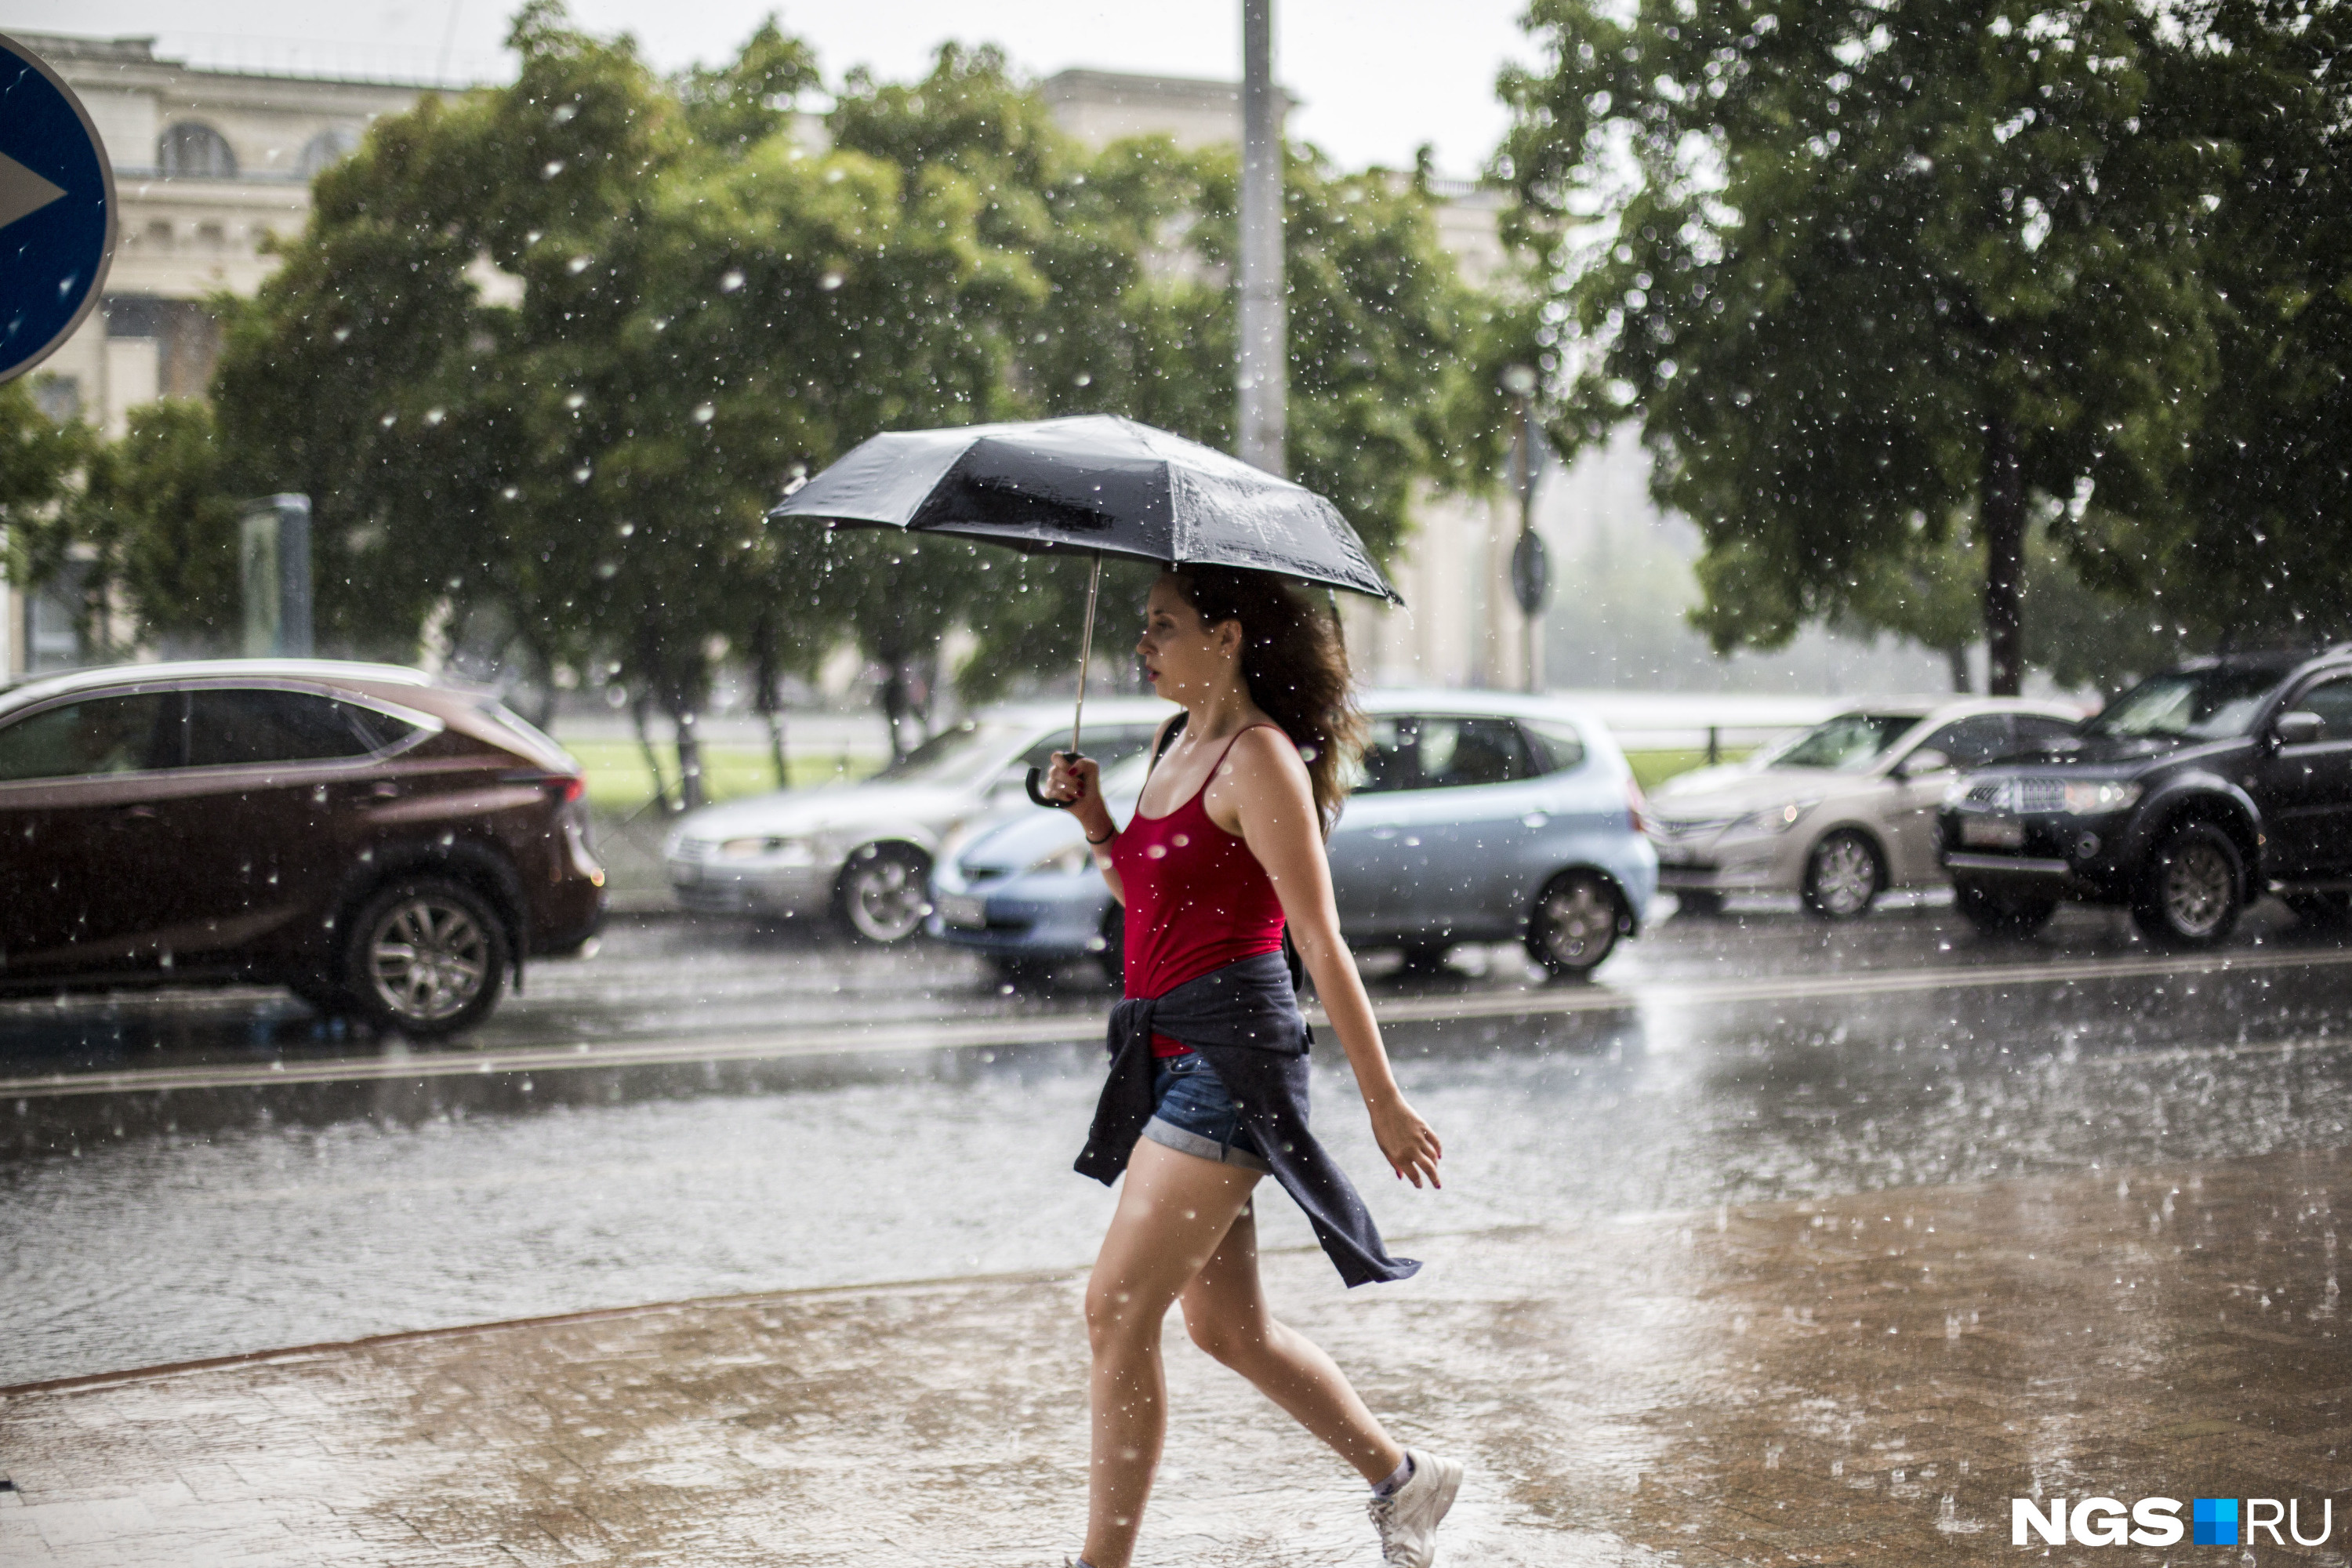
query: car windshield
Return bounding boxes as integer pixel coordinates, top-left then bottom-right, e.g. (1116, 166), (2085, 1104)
(2087, 668), (2285, 741)
(1768, 713), (1920, 772)
(870, 722), (1022, 786)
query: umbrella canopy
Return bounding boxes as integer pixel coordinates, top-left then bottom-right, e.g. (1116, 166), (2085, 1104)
(768, 414), (1403, 605)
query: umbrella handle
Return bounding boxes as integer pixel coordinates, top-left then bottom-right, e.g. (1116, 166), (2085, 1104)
(1025, 757), (1089, 810)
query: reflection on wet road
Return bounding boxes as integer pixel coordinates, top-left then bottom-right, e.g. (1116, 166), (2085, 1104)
(6, 901), (2351, 1388)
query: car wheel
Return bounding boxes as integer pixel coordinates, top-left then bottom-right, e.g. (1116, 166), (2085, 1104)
(1954, 880), (2057, 938)
(834, 842), (931, 943)
(345, 877), (509, 1039)
(2132, 821), (2243, 948)
(1802, 830), (1882, 920)
(287, 972), (355, 1018)
(1526, 870), (1622, 978)
(2285, 891), (2352, 928)
(1397, 942), (1456, 973)
(991, 957), (1054, 991)
(1672, 889), (1726, 918)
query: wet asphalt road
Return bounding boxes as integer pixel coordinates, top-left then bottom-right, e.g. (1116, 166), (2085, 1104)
(7, 895), (2352, 1389)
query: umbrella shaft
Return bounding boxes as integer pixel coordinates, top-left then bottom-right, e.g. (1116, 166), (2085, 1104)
(1073, 554), (1102, 754)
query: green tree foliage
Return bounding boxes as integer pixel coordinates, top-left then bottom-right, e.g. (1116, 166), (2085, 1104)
(823, 45), (1514, 707)
(53, 9), (1501, 792)
(0, 379), (93, 625)
(1502, 0), (2227, 692)
(2127, 0), (2352, 642)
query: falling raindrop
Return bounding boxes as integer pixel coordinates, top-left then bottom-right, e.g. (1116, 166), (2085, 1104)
(543, 160), (566, 178)
(693, 403), (716, 424)
(564, 391), (587, 409)
(820, 271), (844, 291)
(720, 270), (746, 293)
(423, 408), (445, 426)
(574, 465), (593, 483)
(568, 256), (592, 274)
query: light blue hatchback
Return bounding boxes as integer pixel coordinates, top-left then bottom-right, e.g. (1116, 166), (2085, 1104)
(927, 690), (1657, 982)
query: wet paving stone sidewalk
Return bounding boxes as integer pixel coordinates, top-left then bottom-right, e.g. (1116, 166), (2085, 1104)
(6, 1145), (2351, 1566)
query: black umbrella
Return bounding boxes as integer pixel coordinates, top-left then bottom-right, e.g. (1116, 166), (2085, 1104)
(770, 415), (1402, 804)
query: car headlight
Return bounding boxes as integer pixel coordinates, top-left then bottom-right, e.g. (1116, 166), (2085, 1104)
(1029, 840), (1100, 876)
(1733, 798), (1820, 834)
(2062, 781), (2141, 815)
(717, 834), (820, 866)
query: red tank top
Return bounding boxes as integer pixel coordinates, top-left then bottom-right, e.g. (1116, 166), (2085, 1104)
(1109, 724), (1290, 1057)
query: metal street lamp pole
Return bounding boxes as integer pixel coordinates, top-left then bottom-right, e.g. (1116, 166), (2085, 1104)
(1239, 0), (1285, 477)
(1502, 365), (1549, 692)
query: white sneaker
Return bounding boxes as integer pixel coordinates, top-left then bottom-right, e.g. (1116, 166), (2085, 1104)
(1367, 1448), (1463, 1567)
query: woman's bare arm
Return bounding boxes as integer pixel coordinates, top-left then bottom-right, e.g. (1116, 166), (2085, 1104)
(1211, 728), (1443, 1188)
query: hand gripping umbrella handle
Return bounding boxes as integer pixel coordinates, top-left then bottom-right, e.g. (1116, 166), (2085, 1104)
(1025, 764), (1065, 809)
(1029, 553), (1104, 811)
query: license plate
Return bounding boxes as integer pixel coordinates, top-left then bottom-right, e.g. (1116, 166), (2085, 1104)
(1962, 815), (2026, 850)
(937, 893), (988, 928)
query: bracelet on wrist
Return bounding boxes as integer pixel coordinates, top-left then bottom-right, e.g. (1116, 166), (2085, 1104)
(1085, 826), (1116, 845)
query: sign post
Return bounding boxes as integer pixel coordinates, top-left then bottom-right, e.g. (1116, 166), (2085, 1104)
(0, 33), (117, 386)
(1502, 365), (1551, 691)
(240, 495), (314, 658)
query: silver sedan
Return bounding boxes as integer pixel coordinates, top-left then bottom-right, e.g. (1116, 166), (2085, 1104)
(662, 699), (1173, 941)
(1647, 699), (2085, 919)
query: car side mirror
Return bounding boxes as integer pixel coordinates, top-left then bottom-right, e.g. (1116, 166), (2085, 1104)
(1899, 748), (1951, 779)
(2274, 710), (2324, 747)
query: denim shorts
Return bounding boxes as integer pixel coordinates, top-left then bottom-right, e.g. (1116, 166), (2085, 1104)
(1141, 1051), (1272, 1173)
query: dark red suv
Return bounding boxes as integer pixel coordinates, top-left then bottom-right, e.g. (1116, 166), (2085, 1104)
(0, 659), (606, 1036)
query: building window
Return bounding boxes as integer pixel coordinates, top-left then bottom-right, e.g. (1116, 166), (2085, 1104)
(297, 127), (360, 178)
(143, 219), (175, 250)
(158, 122), (238, 178)
(31, 376), (82, 424)
(103, 296), (166, 338)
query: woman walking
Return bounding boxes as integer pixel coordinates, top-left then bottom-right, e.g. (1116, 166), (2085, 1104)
(1040, 565), (1461, 1568)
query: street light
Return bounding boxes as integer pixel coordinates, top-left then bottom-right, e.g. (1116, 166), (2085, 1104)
(1501, 365), (1548, 691)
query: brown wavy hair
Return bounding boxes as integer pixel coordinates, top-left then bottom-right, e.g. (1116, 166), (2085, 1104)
(1167, 565), (1367, 835)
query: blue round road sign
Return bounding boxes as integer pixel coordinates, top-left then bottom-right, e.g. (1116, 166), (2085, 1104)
(0, 33), (117, 385)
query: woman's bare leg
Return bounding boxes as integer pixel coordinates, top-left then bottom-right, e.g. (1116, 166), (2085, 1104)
(1178, 1200), (1406, 1483)
(1081, 1140), (1261, 1568)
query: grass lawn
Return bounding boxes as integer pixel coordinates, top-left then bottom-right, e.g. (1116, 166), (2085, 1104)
(566, 737), (1743, 813)
(1624, 747), (1751, 793)
(563, 739), (882, 812)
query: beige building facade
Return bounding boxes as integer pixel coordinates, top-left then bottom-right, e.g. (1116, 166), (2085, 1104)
(5, 32), (424, 679)
(5, 45), (1521, 690)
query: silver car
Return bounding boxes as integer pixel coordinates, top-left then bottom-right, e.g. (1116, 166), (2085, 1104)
(1647, 699), (2085, 919)
(929, 690), (1661, 980)
(663, 699), (1174, 940)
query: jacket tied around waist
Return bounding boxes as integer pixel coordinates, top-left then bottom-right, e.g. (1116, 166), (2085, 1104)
(1074, 948), (1420, 1288)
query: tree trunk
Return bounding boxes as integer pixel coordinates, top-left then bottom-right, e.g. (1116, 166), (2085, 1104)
(673, 707), (706, 813)
(1946, 644), (1973, 694)
(1981, 416), (2027, 696)
(629, 688), (673, 812)
(751, 612), (790, 789)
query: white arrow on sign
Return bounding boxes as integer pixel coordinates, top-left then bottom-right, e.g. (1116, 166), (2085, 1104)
(0, 149), (66, 231)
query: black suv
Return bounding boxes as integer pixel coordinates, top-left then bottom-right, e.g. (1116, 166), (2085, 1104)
(1939, 648), (2352, 946)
